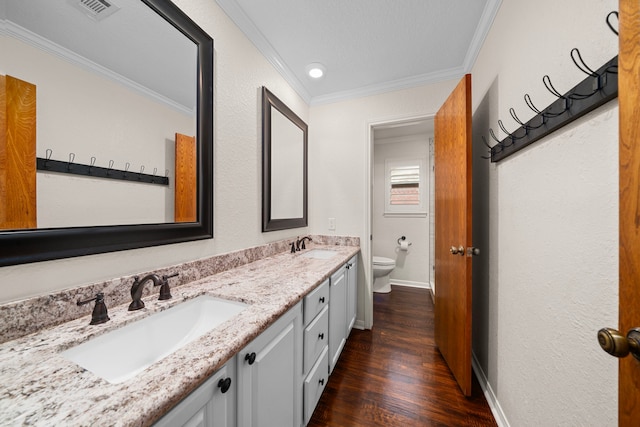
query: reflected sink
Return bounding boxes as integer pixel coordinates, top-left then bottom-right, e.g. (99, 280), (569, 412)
(302, 249), (337, 260)
(62, 295), (248, 384)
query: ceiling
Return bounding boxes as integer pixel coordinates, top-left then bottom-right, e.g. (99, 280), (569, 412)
(216, 0), (502, 105)
(2, 0), (197, 113)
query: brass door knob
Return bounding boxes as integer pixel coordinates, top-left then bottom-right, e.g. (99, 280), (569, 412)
(597, 327), (640, 361)
(450, 246), (465, 256)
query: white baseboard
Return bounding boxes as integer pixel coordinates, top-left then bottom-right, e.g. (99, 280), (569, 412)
(472, 352), (510, 427)
(354, 320), (366, 330)
(389, 279), (430, 289)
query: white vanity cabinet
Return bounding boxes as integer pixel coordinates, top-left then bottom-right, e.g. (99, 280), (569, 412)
(154, 358), (236, 427)
(329, 265), (347, 373)
(302, 280), (329, 425)
(236, 302), (303, 427)
(346, 255), (358, 334)
(329, 256), (358, 374)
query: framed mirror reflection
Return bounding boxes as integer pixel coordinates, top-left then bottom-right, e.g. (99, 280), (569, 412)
(0, 0), (214, 266)
(261, 86), (307, 232)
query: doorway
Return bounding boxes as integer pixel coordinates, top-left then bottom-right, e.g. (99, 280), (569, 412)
(366, 115), (435, 325)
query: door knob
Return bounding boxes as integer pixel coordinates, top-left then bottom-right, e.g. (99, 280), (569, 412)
(450, 246), (465, 256)
(597, 327), (640, 360)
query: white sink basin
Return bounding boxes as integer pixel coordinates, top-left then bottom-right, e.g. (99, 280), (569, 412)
(62, 295), (248, 384)
(302, 249), (337, 260)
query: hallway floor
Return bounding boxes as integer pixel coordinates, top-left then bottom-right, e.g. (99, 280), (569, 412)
(307, 286), (497, 427)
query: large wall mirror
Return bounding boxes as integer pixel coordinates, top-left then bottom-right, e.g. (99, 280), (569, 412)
(0, 0), (213, 266)
(262, 87), (307, 232)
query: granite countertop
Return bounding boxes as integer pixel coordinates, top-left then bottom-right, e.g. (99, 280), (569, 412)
(0, 244), (359, 427)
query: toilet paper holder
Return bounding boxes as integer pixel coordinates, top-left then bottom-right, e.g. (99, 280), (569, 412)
(397, 236), (412, 246)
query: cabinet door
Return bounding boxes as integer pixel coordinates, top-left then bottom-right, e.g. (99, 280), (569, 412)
(237, 303), (302, 427)
(346, 255), (358, 334)
(154, 360), (236, 427)
(329, 266), (347, 373)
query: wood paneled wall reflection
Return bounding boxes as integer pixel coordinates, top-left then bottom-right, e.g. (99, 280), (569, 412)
(174, 133), (196, 223)
(0, 75), (37, 230)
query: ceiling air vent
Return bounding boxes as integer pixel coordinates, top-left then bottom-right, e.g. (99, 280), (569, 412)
(68, 0), (120, 22)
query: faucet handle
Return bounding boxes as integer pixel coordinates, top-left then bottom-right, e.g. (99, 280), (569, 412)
(77, 292), (110, 325)
(159, 272), (178, 301)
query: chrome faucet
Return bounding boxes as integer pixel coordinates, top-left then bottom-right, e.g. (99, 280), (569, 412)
(296, 236), (313, 251)
(128, 274), (162, 311)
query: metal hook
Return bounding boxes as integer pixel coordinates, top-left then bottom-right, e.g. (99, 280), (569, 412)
(542, 75), (565, 99)
(482, 135), (494, 149)
(606, 11), (619, 36)
(524, 93), (542, 114)
(125, 162), (130, 172)
(541, 76), (571, 116)
(509, 107), (541, 131)
(570, 48), (598, 77)
(107, 160), (114, 175)
(89, 156), (96, 174)
(484, 135), (503, 155)
(68, 153), (75, 170)
(44, 149), (52, 168)
(480, 136), (495, 159)
(153, 167), (157, 176)
(489, 128), (511, 148)
(498, 119), (527, 141)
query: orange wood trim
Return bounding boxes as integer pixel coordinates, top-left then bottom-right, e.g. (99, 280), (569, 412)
(618, 1), (640, 424)
(174, 133), (197, 223)
(0, 75), (37, 230)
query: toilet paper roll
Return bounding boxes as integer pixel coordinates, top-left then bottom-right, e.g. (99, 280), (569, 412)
(399, 240), (410, 251)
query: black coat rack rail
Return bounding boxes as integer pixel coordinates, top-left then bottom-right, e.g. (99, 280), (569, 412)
(36, 154), (169, 186)
(489, 56), (618, 163)
(488, 11), (619, 163)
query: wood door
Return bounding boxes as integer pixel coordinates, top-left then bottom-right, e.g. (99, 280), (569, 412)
(434, 74), (473, 396)
(618, 0), (640, 423)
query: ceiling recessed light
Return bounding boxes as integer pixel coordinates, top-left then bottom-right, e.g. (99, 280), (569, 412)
(306, 63), (326, 79)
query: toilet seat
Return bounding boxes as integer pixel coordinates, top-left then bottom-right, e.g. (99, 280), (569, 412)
(373, 256), (395, 266)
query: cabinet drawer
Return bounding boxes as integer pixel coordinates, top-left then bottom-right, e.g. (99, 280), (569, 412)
(303, 346), (329, 426)
(303, 305), (329, 374)
(304, 279), (329, 325)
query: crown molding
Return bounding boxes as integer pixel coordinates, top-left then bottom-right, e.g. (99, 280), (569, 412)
(215, 0), (312, 104)
(3, 20), (194, 116)
(215, 0), (502, 106)
(310, 66), (466, 106)
(463, 0), (503, 72)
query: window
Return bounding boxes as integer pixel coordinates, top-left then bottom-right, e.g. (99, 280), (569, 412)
(384, 158), (427, 217)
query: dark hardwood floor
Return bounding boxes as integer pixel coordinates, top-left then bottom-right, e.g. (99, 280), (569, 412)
(308, 286), (497, 427)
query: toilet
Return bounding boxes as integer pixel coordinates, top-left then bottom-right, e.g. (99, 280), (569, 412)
(373, 256), (396, 293)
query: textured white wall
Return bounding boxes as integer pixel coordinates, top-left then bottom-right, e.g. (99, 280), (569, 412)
(0, 0), (309, 303)
(373, 137), (430, 286)
(471, 0), (619, 425)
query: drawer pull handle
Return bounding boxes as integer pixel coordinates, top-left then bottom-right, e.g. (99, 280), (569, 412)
(245, 352), (256, 365)
(217, 377), (232, 393)
(319, 378), (325, 386)
(319, 296), (325, 303)
(318, 333), (325, 340)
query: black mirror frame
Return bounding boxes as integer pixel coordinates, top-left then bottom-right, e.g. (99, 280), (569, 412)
(0, 0), (214, 267)
(261, 86), (308, 232)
